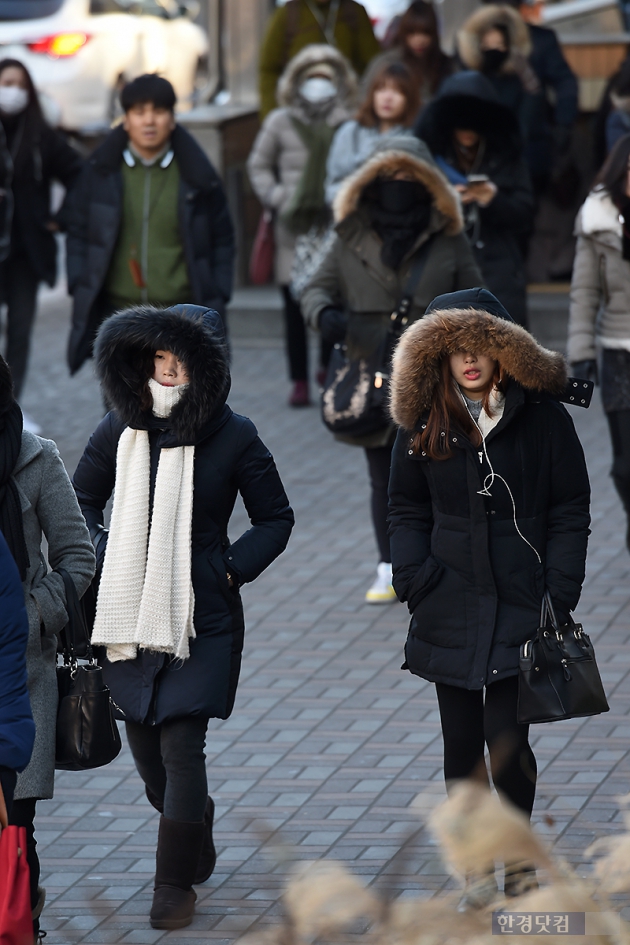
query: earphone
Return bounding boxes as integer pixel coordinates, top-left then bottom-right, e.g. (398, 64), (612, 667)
(458, 388), (542, 565)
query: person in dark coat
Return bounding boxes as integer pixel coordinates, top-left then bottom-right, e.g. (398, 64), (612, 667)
(302, 135), (481, 604)
(0, 529), (35, 818)
(64, 74), (235, 375)
(73, 304), (294, 931)
(0, 59), (83, 400)
(388, 287), (590, 905)
(416, 71), (534, 327)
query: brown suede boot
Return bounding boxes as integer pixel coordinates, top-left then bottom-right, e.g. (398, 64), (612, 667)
(150, 816), (204, 930)
(145, 788), (216, 885)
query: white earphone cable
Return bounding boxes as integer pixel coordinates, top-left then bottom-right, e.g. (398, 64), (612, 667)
(458, 388), (542, 565)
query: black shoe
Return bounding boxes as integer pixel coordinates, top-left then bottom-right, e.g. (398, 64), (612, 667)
(150, 816), (204, 930)
(195, 796), (216, 884)
(150, 885), (197, 930)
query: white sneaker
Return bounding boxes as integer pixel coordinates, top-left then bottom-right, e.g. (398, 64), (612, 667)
(365, 561), (397, 604)
(22, 411), (42, 435)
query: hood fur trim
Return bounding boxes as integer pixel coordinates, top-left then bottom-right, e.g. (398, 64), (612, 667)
(94, 306), (230, 443)
(577, 187), (622, 238)
(457, 4), (531, 72)
(389, 308), (566, 430)
(333, 149), (462, 234)
(277, 44), (358, 109)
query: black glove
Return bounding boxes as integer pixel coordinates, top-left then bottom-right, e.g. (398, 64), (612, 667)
(319, 306), (348, 345)
(571, 359), (598, 384)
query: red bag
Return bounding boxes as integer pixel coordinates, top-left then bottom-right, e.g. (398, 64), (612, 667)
(249, 209), (275, 285)
(0, 784), (32, 945)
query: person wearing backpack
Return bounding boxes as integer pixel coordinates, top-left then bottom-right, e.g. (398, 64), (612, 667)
(301, 136), (481, 603)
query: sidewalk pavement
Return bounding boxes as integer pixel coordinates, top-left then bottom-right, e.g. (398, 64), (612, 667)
(15, 287), (630, 943)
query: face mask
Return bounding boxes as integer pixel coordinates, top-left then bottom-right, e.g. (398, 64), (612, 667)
(481, 48), (509, 74)
(299, 77), (337, 104)
(0, 85), (29, 116)
(376, 179), (431, 213)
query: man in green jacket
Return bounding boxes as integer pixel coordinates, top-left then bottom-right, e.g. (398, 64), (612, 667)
(259, 0), (380, 118)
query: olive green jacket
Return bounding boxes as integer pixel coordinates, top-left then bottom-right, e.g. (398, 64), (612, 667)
(301, 141), (483, 446)
(259, 0), (380, 118)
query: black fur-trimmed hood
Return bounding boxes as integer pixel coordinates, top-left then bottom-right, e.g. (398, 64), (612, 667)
(94, 304), (230, 443)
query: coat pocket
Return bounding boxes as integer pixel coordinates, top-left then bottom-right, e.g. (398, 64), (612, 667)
(409, 559), (469, 649)
(406, 556), (444, 613)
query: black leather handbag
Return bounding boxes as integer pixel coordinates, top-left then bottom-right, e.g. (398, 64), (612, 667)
(321, 240), (433, 438)
(517, 591), (609, 724)
(55, 568), (122, 772)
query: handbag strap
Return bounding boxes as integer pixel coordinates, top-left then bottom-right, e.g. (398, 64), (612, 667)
(540, 589), (560, 633)
(57, 567), (92, 664)
(390, 236), (435, 335)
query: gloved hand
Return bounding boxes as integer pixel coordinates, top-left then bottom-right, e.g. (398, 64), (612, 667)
(571, 359), (598, 384)
(319, 306), (348, 345)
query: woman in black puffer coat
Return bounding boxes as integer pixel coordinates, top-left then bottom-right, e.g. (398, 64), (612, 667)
(73, 304), (293, 931)
(416, 71), (534, 327)
(388, 287), (590, 904)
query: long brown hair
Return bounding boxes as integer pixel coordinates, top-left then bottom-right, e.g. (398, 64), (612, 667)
(393, 0), (451, 95)
(356, 62), (420, 129)
(415, 356), (503, 460)
(594, 132), (630, 209)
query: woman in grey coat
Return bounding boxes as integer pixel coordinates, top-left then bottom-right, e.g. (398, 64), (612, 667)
(569, 133), (630, 552)
(247, 44), (357, 407)
(0, 353), (95, 940)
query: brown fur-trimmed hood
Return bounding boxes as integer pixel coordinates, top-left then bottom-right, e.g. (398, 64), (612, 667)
(276, 44), (357, 115)
(333, 138), (462, 235)
(389, 307), (567, 431)
(457, 4), (532, 74)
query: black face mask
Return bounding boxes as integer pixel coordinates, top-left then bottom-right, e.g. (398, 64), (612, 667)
(481, 48), (509, 74)
(375, 179), (430, 213)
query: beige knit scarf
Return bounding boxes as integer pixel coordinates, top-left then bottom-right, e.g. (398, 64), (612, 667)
(92, 378), (196, 663)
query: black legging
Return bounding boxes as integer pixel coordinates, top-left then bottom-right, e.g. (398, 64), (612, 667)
(365, 444), (393, 563)
(607, 409), (630, 511)
(0, 252), (39, 398)
(125, 716), (209, 823)
(435, 675), (537, 818)
(281, 286), (308, 382)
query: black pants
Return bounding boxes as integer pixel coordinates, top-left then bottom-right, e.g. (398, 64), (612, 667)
(435, 676), (537, 818)
(280, 286), (332, 381)
(126, 716), (209, 823)
(0, 765), (16, 816)
(364, 443), (393, 563)
(9, 798), (40, 930)
(0, 253), (39, 398)
(606, 410), (630, 510)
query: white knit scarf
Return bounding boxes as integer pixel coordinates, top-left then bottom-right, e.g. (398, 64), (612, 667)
(92, 378), (196, 663)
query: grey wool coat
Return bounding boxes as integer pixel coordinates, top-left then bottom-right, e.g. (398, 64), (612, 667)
(13, 432), (95, 800)
(247, 44), (356, 284)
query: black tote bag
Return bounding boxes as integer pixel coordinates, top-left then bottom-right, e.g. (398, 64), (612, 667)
(55, 568), (121, 771)
(517, 591), (609, 724)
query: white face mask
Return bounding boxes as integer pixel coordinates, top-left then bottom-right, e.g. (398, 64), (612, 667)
(0, 86), (29, 116)
(299, 77), (337, 104)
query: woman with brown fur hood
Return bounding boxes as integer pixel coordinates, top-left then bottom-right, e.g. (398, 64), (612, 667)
(301, 136), (481, 603)
(388, 287), (590, 904)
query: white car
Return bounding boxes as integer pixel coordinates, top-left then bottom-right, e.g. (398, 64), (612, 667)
(0, 0), (209, 133)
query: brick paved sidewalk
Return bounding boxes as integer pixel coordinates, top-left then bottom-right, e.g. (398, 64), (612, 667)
(17, 290), (630, 943)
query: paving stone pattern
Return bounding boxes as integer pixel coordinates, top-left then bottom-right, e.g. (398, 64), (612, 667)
(13, 288), (630, 943)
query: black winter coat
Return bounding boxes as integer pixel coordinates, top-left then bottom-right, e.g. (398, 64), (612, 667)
(526, 24), (578, 181)
(0, 116), (83, 284)
(388, 298), (590, 690)
(64, 124), (235, 374)
(416, 72), (534, 326)
(73, 306), (294, 724)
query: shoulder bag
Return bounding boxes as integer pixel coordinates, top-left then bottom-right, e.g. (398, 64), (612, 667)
(0, 782), (32, 945)
(55, 568), (122, 771)
(321, 239), (432, 438)
(517, 590), (609, 724)
(249, 209), (275, 285)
